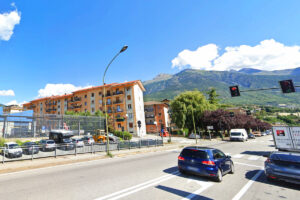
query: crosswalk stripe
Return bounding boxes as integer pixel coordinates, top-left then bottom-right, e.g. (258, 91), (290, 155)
(232, 154), (244, 158)
(248, 156), (259, 160)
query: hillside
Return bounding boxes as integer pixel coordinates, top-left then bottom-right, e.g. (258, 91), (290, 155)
(143, 69), (300, 107)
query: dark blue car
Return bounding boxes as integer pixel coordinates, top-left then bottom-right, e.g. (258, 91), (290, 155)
(178, 147), (234, 182)
(265, 151), (300, 184)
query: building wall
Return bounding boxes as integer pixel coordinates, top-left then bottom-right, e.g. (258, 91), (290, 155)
(145, 102), (170, 134)
(133, 84), (146, 136)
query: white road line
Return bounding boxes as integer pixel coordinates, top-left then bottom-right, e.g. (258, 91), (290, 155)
(248, 156), (259, 161)
(232, 154), (244, 159)
(232, 170), (264, 200)
(180, 182), (214, 200)
(234, 162), (263, 168)
(95, 171), (180, 200)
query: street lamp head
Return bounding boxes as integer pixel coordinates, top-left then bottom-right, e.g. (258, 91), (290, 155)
(120, 45), (128, 53)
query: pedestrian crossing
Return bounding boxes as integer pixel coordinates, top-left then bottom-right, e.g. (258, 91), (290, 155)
(225, 153), (265, 161)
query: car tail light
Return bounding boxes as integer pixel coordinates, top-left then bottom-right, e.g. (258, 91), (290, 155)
(178, 156), (185, 161)
(268, 175), (276, 179)
(209, 174), (216, 176)
(202, 160), (215, 166)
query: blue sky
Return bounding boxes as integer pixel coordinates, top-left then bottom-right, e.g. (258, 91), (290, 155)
(1, 0), (300, 105)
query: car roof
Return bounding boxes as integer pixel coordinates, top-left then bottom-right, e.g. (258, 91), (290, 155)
(271, 151), (300, 156)
(184, 146), (214, 151)
(4, 142), (18, 145)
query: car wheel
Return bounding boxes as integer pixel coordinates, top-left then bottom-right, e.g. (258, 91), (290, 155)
(215, 169), (223, 182)
(229, 162), (234, 174)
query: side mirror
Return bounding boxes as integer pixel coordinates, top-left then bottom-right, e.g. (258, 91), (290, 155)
(227, 155), (231, 159)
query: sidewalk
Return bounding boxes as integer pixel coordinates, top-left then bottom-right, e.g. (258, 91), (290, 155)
(0, 138), (225, 174)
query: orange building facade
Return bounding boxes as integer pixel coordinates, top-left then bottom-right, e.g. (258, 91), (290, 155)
(144, 100), (170, 134)
(23, 81), (147, 136)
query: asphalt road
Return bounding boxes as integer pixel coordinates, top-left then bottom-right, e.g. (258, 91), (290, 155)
(0, 135), (299, 200)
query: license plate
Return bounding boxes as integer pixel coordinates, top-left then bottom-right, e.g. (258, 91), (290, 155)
(187, 166), (199, 172)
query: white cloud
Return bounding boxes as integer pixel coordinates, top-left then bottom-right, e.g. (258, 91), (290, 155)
(0, 7), (21, 41)
(172, 39), (300, 71)
(5, 100), (27, 106)
(37, 84), (92, 98)
(0, 90), (15, 96)
(172, 44), (219, 70)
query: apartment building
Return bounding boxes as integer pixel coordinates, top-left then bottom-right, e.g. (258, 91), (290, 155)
(144, 100), (170, 134)
(23, 80), (146, 136)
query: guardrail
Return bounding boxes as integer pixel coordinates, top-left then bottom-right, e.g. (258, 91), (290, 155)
(0, 139), (163, 164)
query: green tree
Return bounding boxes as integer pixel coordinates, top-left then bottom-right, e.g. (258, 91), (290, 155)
(206, 87), (220, 105)
(170, 90), (215, 133)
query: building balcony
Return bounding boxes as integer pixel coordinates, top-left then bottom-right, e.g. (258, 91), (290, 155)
(145, 109), (154, 112)
(146, 122), (156, 125)
(46, 108), (57, 112)
(113, 100), (123, 104)
(70, 97), (81, 102)
(106, 102), (112, 105)
(116, 109), (123, 113)
(116, 117), (125, 122)
(113, 91), (124, 96)
(145, 115), (155, 118)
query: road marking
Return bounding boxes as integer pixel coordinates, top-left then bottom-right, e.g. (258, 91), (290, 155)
(234, 162), (263, 168)
(181, 182), (214, 200)
(248, 156), (259, 161)
(95, 171), (180, 200)
(232, 170), (264, 200)
(232, 154), (244, 158)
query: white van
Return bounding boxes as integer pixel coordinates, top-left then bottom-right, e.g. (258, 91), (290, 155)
(230, 129), (248, 142)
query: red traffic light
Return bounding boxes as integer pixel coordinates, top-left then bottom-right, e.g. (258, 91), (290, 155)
(229, 86), (240, 97)
(279, 80), (295, 93)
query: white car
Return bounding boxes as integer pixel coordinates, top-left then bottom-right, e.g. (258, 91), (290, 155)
(3, 142), (23, 158)
(72, 138), (85, 147)
(230, 129), (248, 142)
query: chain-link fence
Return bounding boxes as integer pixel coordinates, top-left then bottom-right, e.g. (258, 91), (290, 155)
(0, 139), (164, 163)
(0, 114), (105, 138)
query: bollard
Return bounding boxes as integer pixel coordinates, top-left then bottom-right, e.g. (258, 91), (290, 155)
(2, 148), (5, 164)
(55, 146), (57, 158)
(31, 147), (34, 161)
(75, 144), (77, 156)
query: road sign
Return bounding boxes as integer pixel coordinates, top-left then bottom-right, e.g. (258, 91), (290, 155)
(207, 126), (214, 130)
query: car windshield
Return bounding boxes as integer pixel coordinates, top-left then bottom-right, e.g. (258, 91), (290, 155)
(47, 141), (55, 144)
(8, 144), (19, 149)
(63, 139), (72, 143)
(181, 149), (208, 159)
(231, 132), (241, 136)
(26, 142), (37, 146)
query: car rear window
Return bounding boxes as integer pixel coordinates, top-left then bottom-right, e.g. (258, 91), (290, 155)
(231, 132), (241, 136)
(47, 141), (55, 144)
(181, 149), (208, 159)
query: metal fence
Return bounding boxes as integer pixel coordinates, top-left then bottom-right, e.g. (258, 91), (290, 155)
(0, 139), (164, 163)
(0, 114), (105, 138)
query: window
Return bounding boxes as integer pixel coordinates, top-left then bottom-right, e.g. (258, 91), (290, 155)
(129, 123), (133, 128)
(58, 100), (60, 103)
(213, 150), (225, 159)
(85, 109), (87, 112)
(180, 149), (208, 159)
(91, 93), (94, 97)
(92, 108), (95, 112)
(85, 95), (87, 98)
(58, 112), (60, 115)
(85, 102), (87, 106)
(99, 100), (102, 104)
(118, 124), (121, 128)
(99, 92), (102, 96)
(128, 113), (133, 119)
(91, 100), (94, 104)
(128, 104), (132, 109)
(127, 95), (131, 100)
(158, 113), (161, 116)
(127, 87), (131, 91)
(58, 105), (60, 108)
(159, 120), (162, 123)
(107, 99), (111, 104)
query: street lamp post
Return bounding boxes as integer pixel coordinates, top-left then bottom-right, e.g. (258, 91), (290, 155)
(103, 45), (128, 155)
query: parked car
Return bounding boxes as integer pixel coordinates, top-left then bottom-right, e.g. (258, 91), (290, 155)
(188, 133), (200, 139)
(248, 133), (256, 139)
(108, 133), (120, 143)
(261, 132), (267, 136)
(72, 138), (85, 148)
(3, 142), (23, 158)
(265, 151), (300, 184)
(39, 140), (56, 151)
(82, 136), (95, 145)
(253, 131), (262, 137)
(58, 138), (75, 151)
(23, 142), (39, 155)
(178, 146), (234, 182)
(266, 130), (272, 135)
(230, 129), (248, 142)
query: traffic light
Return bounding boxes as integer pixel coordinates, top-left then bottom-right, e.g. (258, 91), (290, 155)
(279, 80), (295, 93)
(229, 86), (240, 97)
(137, 120), (141, 128)
(229, 112), (234, 117)
(246, 110), (251, 115)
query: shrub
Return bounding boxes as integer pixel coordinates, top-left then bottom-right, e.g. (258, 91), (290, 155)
(0, 137), (6, 147)
(113, 130), (132, 140)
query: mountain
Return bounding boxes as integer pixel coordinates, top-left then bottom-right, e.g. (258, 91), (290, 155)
(238, 67), (300, 76)
(143, 69), (300, 107)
